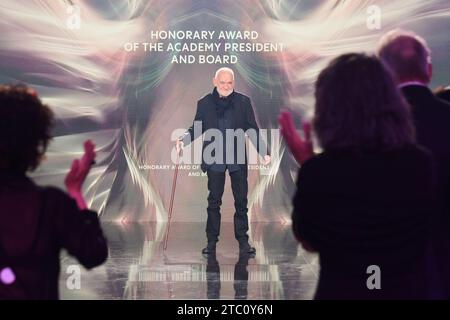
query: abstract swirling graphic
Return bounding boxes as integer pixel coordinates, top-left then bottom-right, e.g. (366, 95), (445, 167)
(0, 0), (449, 224)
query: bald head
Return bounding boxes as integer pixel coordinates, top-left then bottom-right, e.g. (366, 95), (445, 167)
(377, 29), (432, 84)
(213, 67), (235, 97)
(214, 67), (234, 80)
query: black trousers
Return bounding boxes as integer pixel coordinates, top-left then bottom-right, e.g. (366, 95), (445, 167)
(206, 168), (248, 244)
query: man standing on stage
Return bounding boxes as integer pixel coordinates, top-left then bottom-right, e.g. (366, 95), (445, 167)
(176, 67), (271, 256)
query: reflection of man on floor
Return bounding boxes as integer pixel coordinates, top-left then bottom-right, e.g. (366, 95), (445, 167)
(206, 253), (250, 299)
(206, 254), (220, 299)
(177, 67), (270, 256)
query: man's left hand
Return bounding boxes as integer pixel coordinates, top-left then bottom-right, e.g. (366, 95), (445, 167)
(263, 155), (271, 165)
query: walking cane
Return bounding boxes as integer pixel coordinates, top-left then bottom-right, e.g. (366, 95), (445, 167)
(163, 148), (181, 251)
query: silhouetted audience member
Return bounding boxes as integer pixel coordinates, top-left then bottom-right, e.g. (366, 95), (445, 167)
(0, 84), (108, 299)
(378, 29), (450, 218)
(378, 29), (450, 298)
(290, 54), (435, 299)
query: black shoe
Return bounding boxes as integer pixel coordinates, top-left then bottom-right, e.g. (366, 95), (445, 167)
(239, 243), (256, 255)
(202, 243), (216, 255)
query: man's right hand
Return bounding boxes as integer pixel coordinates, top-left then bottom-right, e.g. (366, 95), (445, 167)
(176, 139), (184, 155)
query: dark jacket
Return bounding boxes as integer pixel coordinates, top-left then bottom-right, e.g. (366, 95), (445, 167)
(292, 145), (435, 299)
(182, 91), (269, 172)
(401, 85), (450, 298)
(0, 171), (108, 299)
(401, 85), (450, 219)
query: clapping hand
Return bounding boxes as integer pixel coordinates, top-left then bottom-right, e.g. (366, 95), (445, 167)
(278, 110), (313, 165)
(65, 140), (96, 209)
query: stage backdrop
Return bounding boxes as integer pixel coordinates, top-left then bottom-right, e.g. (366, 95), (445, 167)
(0, 0), (449, 222)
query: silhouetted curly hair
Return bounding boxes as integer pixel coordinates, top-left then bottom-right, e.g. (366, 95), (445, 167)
(0, 84), (54, 173)
(313, 53), (415, 152)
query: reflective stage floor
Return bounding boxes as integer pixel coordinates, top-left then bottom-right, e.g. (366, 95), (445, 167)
(59, 222), (319, 300)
